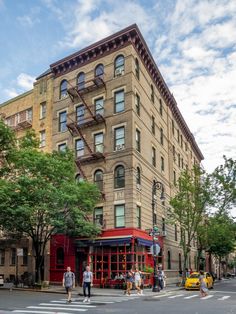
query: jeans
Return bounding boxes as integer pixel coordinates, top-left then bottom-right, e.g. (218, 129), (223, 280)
(83, 282), (91, 298)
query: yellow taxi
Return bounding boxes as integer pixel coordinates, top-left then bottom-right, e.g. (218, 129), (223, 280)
(185, 272), (214, 290)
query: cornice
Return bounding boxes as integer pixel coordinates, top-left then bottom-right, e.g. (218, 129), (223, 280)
(50, 24), (203, 161)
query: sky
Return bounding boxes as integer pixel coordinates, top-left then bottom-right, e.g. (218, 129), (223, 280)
(0, 0), (236, 175)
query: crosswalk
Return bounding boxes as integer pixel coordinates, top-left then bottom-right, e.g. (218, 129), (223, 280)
(11, 295), (140, 314)
(154, 292), (234, 302)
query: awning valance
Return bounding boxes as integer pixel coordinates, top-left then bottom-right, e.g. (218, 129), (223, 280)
(137, 238), (153, 247)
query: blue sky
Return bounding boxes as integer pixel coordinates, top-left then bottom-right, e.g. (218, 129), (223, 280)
(0, 0), (236, 176)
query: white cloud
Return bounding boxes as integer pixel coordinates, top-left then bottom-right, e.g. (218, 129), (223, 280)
(17, 7), (41, 27)
(17, 73), (35, 90)
(4, 88), (19, 99)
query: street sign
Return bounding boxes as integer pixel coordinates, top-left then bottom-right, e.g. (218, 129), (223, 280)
(17, 248), (23, 256)
(150, 243), (160, 256)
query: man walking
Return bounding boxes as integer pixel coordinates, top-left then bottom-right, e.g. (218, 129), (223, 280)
(83, 265), (93, 303)
(62, 266), (75, 303)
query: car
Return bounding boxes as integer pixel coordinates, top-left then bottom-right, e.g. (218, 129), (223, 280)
(185, 272), (214, 290)
(0, 275), (4, 286)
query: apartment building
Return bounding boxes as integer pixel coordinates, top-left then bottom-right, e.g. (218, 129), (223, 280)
(48, 24), (203, 285)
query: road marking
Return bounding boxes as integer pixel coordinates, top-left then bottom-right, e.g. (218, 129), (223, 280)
(39, 303), (95, 308)
(153, 293), (174, 298)
(27, 306), (87, 312)
(213, 290), (236, 294)
(201, 295), (213, 300)
(184, 294), (199, 299)
(53, 300), (115, 304)
(13, 311), (71, 314)
(168, 294), (184, 299)
(217, 296), (231, 300)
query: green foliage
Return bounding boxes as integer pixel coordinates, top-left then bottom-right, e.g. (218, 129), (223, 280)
(0, 124), (101, 282)
(143, 265), (154, 273)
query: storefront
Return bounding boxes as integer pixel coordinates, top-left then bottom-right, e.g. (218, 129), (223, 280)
(50, 228), (164, 286)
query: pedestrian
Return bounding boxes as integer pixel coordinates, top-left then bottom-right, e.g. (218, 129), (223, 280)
(134, 268), (142, 295)
(62, 266), (75, 303)
(199, 270), (208, 298)
(124, 269), (133, 295)
(157, 266), (165, 290)
(82, 265), (93, 303)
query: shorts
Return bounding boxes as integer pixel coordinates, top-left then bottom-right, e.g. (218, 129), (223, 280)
(65, 286), (72, 293)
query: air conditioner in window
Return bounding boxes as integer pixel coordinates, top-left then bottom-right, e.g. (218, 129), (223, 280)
(115, 68), (124, 76)
(115, 144), (125, 151)
(160, 231), (167, 237)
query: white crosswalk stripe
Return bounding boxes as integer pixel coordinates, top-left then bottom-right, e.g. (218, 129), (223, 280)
(168, 294), (185, 299)
(39, 303), (96, 308)
(217, 296), (231, 300)
(13, 311), (71, 314)
(201, 295), (214, 300)
(184, 294), (199, 299)
(27, 306), (87, 311)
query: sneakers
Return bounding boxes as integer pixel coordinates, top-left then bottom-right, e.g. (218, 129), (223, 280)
(87, 298), (91, 303)
(83, 298), (88, 303)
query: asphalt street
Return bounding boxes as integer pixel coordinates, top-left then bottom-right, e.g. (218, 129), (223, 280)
(0, 278), (235, 314)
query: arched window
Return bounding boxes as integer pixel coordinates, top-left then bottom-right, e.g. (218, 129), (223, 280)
(95, 64), (104, 78)
(114, 165), (125, 188)
(135, 58), (140, 79)
(136, 167), (141, 185)
(56, 247), (64, 268)
(94, 169), (103, 191)
(60, 80), (67, 98)
(167, 250), (171, 270)
(77, 72), (85, 90)
(75, 173), (83, 183)
(114, 55), (124, 75)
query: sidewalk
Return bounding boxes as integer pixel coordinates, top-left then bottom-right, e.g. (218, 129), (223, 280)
(0, 283), (182, 297)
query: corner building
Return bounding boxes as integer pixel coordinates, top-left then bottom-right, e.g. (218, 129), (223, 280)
(49, 25), (203, 285)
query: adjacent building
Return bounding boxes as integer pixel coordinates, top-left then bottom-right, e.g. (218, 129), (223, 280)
(0, 24), (204, 285)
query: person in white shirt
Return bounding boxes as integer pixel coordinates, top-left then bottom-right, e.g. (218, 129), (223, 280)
(134, 268), (142, 294)
(82, 265), (93, 303)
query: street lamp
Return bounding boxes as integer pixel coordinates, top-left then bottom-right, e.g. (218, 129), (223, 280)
(152, 180), (165, 292)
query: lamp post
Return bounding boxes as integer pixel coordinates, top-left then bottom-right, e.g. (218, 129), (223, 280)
(152, 181), (165, 292)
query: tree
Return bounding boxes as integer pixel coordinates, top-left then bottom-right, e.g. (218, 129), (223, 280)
(0, 119), (16, 175)
(205, 212), (235, 279)
(210, 156), (236, 214)
(0, 129), (101, 283)
(169, 166), (211, 276)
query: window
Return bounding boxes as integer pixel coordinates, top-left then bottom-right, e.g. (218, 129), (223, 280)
(181, 158), (184, 169)
(135, 93), (140, 116)
(161, 156), (164, 171)
(172, 120), (175, 135)
(11, 248), (16, 265)
(39, 130), (46, 148)
(167, 250), (171, 270)
(94, 133), (104, 153)
(75, 173), (83, 183)
(115, 204), (125, 228)
(94, 207), (103, 226)
(173, 145), (176, 161)
(173, 171), (176, 185)
(180, 135), (183, 148)
(114, 165), (125, 188)
(151, 84), (154, 102)
(114, 55), (124, 75)
(94, 170), (103, 191)
(137, 206), (141, 228)
(151, 116), (155, 135)
(0, 249), (5, 265)
(76, 105), (85, 124)
(135, 58), (140, 79)
(56, 247), (64, 268)
(136, 129), (141, 152)
(77, 72), (85, 90)
(60, 80), (67, 98)
(114, 90), (125, 113)
(75, 139), (84, 157)
(95, 97), (104, 116)
(179, 253), (182, 271)
(160, 128), (164, 145)
(136, 167), (141, 185)
(159, 99), (163, 116)
(177, 129), (180, 143)
(175, 224), (178, 241)
(23, 248), (28, 265)
(40, 102), (46, 119)
(178, 153), (181, 167)
(95, 64), (104, 78)
(59, 111), (67, 132)
(58, 143), (67, 152)
(114, 126), (125, 151)
(152, 147), (156, 167)
(26, 108), (32, 121)
(162, 218), (166, 231)
(185, 142), (188, 152)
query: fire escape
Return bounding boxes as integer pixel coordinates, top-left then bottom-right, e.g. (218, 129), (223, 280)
(66, 77), (106, 179)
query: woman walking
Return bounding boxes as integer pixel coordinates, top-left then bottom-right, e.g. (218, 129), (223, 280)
(199, 270), (208, 298)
